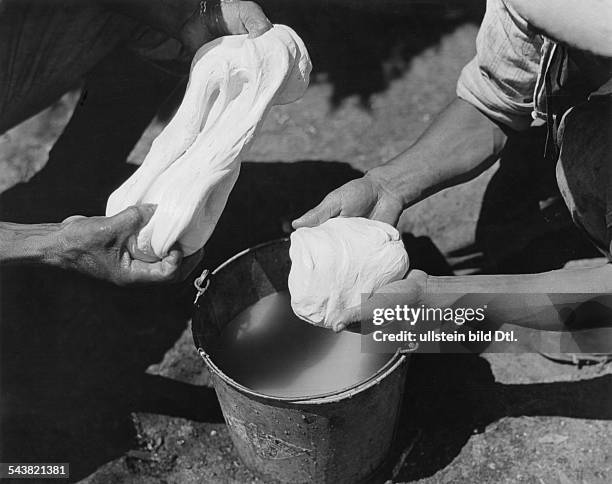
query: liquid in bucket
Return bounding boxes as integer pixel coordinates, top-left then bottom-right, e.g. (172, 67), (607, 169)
(210, 291), (393, 398)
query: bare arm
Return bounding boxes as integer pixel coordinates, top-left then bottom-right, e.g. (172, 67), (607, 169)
(0, 222), (60, 266)
(508, 0), (612, 57)
(0, 206), (199, 285)
(371, 97), (508, 210)
(294, 97), (509, 227)
(293, 0), (543, 229)
(351, 264), (612, 343)
(425, 264), (612, 331)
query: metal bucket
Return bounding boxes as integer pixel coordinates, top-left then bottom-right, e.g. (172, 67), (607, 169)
(192, 239), (409, 484)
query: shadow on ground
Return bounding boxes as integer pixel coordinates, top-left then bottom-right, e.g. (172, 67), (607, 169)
(389, 354), (612, 482)
(449, 126), (601, 275)
(260, 0), (484, 106)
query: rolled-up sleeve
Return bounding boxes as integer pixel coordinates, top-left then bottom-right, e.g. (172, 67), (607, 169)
(457, 0), (542, 131)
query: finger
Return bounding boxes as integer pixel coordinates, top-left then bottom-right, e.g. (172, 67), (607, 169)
(241, 1), (273, 38)
(336, 281), (413, 333)
(292, 193), (341, 229)
(124, 248), (183, 284)
(336, 297), (392, 334)
(332, 305), (361, 332)
(371, 206), (401, 227)
(127, 235), (161, 263)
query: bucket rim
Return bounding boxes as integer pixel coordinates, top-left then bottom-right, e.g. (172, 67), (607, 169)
(213, 238), (291, 274)
(200, 346), (406, 405)
(194, 238), (408, 405)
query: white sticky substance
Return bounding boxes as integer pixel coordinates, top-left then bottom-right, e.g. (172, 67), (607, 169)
(106, 25), (311, 259)
(288, 217), (409, 331)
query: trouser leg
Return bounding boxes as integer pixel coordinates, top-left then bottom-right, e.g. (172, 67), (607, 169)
(556, 96), (612, 259)
(0, 1), (139, 133)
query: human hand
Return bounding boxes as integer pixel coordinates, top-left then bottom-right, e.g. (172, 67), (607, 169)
(342, 269), (428, 332)
(180, 0), (272, 52)
(57, 205), (202, 285)
(218, 0), (272, 38)
(292, 171), (405, 229)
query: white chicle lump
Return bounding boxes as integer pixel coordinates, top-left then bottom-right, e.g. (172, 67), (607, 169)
(106, 25), (311, 260)
(288, 217), (409, 332)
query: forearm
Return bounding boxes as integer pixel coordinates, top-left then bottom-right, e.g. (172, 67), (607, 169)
(424, 264), (612, 331)
(369, 97), (508, 209)
(0, 222), (62, 266)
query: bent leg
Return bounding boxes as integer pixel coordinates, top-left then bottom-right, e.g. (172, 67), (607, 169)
(555, 96), (612, 258)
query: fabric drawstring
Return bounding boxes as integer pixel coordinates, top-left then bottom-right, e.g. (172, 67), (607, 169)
(543, 44), (567, 163)
(544, 68), (556, 162)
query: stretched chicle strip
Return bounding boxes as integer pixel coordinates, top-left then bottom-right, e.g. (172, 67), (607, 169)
(106, 25), (311, 260)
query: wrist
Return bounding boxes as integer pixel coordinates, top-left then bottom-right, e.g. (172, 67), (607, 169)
(32, 226), (64, 267)
(0, 223), (63, 266)
(421, 275), (466, 308)
(368, 150), (438, 209)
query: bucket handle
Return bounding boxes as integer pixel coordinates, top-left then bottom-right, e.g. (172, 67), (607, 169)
(399, 342), (419, 354)
(193, 268), (211, 305)
(197, 347), (209, 360)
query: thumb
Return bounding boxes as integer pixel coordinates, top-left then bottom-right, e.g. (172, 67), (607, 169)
(336, 294), (398, 333)
(292, 194), (341, 229)
(339, 280), (415, 333)
(111, 205), (161, 262)
(241, 1), (272, 38)
(109, 204), (156, 237)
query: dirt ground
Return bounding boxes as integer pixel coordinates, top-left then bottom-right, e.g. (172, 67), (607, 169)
(0, 1), (610, 483)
